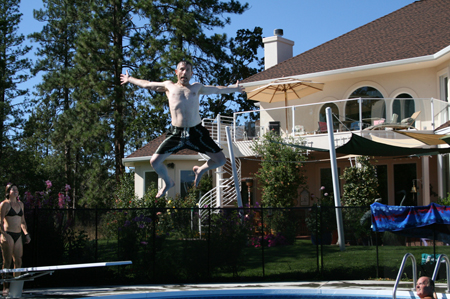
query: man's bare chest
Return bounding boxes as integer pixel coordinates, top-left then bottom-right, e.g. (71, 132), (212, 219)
(176, 89), (197, 100)
(170, 85), (200, 103)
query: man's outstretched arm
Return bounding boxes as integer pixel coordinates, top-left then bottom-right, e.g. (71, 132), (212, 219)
(199, 81), (244, 95)
(120, 70), (166, 92)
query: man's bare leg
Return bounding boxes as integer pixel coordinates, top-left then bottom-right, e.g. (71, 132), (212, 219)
(150, 153), (175, 198)
(193, 151), (226, 187)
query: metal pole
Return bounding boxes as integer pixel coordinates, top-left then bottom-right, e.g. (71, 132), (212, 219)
(431, 97), (435, 130)
(233, 112), (236, 143)
(358, 98), (363, 131)
(292, 106), (295, 136)
(326, 107), (345, 251)
(225, 126), (243, 208)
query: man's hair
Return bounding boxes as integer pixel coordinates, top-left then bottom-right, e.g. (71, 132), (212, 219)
(177, 61), (193, 70)
(429, 278), (435, 290)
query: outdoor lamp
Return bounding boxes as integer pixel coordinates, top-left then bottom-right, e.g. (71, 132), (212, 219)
(411, 179), (421, 193)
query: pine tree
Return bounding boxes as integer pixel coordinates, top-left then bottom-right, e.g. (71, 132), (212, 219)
(0, 0), (31, 183)
(27, 0), (89, 206)
(200, 27), (263, 119)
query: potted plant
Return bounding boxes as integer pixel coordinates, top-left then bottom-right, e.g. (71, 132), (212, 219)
(305, 187), (337, 245)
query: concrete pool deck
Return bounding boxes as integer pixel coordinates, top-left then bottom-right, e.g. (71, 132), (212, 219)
(20, 280), (448, 298)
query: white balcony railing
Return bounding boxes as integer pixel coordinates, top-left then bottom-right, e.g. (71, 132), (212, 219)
(232, 97), (449, 141)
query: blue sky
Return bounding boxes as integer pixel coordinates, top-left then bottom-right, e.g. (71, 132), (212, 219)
(17, 0), (416, 96)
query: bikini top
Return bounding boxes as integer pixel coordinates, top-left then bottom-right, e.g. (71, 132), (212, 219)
(6, 205), (23, 217)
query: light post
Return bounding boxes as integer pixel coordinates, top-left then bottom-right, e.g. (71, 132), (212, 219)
(411, 179), (421, 206)
(245, 178), (253, 206)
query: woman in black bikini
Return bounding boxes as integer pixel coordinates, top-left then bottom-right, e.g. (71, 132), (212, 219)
(0, 183), (31, 295)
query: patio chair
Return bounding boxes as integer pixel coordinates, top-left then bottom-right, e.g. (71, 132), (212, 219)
(294, 125), (305, 136)
(391, 113), (398, 123)
(317, 121), (327, 133)
(367, 111), (421, 130)
(350, 122), (366, 130)
(373, 118), (385, 126)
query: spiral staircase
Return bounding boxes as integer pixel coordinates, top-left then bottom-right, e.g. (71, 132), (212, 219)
(197, 117), (242, 234)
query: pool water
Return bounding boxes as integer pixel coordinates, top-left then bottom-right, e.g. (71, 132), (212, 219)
(91, 288), (423, 299)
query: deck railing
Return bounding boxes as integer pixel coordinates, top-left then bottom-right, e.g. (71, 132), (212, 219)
(232, 97), (449, 141)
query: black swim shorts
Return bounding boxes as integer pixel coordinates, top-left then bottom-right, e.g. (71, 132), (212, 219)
(155, 123), (222, 155)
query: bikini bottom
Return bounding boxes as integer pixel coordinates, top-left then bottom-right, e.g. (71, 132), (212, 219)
(6, 232), (21, 243)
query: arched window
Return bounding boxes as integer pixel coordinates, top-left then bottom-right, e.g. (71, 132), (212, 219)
(346, 87), (385, 123)
(319, 103), (339, 130)
(393, 93), (415, 121)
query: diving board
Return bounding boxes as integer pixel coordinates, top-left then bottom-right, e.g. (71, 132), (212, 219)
(0, 260), (132, 298)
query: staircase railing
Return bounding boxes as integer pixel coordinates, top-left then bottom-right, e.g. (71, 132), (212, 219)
(197, 117), (242, 235)
(197, 155), (241, 226)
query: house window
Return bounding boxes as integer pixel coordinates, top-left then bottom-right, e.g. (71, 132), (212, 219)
(180, 170), (195, 199)
(144, 171), (158, 193)
(393, 93), (415, 121)
(346, 87), (385, 122)
(319, 103), (339, 130)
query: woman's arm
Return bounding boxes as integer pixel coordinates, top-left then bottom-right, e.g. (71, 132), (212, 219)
(20, 202), (31, 244)
(0, 202), (8, 237)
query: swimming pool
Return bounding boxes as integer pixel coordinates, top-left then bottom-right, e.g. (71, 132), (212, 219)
(92, 288), (425, 299)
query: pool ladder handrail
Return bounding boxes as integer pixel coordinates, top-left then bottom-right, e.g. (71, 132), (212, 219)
(393, 253), (417, 299)
(432, 253), (450, 293)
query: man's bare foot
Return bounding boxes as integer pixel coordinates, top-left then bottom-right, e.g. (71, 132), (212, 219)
(3, 283), (8, 297)
(156, 180), (175, 198)
(193, 166), (206, 187)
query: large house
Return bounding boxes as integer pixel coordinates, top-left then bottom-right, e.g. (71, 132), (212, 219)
(123, 0), (450, 209)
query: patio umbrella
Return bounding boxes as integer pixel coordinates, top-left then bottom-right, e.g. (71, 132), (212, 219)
(246, 78), (324, 132)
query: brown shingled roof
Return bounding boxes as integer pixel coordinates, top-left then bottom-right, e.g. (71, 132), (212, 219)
(243, 0), (450, 83)
(126, 133), (199, 158)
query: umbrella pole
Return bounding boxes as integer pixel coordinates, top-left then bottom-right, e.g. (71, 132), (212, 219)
(285, 92), (288, 133)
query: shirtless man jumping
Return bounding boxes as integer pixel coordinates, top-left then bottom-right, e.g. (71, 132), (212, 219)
(120, 61), (243, 198)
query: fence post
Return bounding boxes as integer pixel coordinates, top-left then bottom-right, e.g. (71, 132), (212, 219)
(320, 206), (324, 276)
(95, 207), (98, 262)
(261, 207), (265, 278)
(33, 206), (38, 266)
(315, 205), (319, 273)
(207, 206), (211, 281)
(376, 230), (379, 278)
(152, 208), (156, 281)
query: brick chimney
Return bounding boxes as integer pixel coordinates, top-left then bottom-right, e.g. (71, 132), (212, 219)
(263, 29), (295, 70)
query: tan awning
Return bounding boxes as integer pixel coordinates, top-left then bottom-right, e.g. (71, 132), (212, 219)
(369, 134), (425, 148)
(395, 131), (448, 145)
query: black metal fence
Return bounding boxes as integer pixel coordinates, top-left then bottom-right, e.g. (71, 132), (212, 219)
(15, 206), (450, 288)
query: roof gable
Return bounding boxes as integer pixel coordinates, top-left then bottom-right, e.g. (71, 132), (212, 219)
(243, 0), (450, 83)
(126, 133), (199, 158)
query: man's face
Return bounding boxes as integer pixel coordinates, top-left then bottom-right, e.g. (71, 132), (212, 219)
(416, 277), (433, 298)
(175, 62), (193, 86)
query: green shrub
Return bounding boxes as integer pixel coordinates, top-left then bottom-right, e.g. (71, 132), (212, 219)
(305, 187), (336, 235)
(252, 131), (308, 208)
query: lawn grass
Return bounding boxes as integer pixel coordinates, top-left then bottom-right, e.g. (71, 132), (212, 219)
(93, 237), (450, 284)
